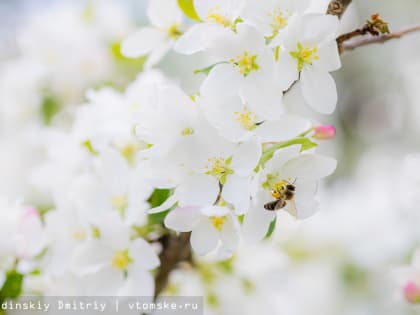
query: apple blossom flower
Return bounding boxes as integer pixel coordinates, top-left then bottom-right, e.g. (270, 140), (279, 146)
(71, 213), (159, 296)
(121, 0), (184, 67)
(273, 13), (341, 114)
(242, 145), (337, 242)
(174, 0), (245, 54)
(165, 205), (240, 258)
(200, 23), (284, 110)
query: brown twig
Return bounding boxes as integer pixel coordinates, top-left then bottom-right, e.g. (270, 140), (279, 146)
(340, 24), (420, 53)
(327, 0), (352, 18)
(154, 232), (192, 298)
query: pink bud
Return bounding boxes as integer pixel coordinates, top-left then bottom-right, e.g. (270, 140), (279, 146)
(24, 207), (40, 218)
(313, 125), (336, 140)
(404, 281), (420, 304)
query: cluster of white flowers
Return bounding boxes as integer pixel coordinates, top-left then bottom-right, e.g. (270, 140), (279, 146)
(121, 0), (339, 258)
(0, 0), (345, 299)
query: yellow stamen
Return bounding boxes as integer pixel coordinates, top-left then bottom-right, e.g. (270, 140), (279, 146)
(72, 230), (87, 241)
(181, 127), (194, 136)
(205, 157), (234, 184)
(268, 9), (290, 37)
(230, 51), (259, 76)
(234, 107), (257, 131)
(167, 24), (182, 39)
(111, 249), (133, 270)
(111, 195), (128, 217)
(121, 143), (138, 165)
(207, 6), (230, 27)
(290, 42), (319, 71)
(211, 216), (227, 231)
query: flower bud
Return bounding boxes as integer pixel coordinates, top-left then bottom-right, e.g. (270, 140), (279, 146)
(313, 125), (336, 140)
(404, 281), (420, 304)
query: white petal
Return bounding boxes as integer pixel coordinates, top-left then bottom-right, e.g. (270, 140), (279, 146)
(302, 14), (339, 45)
(231, 137), (261, 176)
(84, 267), (124, 296)
(148, 0), (183, 28)
(177, 174), (219, 207)
(256, 116), (311, 142)
(121, 27), (166, 58)
(71, 241), (111, 276)
(174, 23), (224, 55)
(129, 238), (160, 270)
(301, 68), (337, 114)
(119, 271), (155, 297)
(148, 194), (178, 214)
(190, 219), (219, 255)
(276, 51), (299, 90)
(223, 175), (251, 215)
(218, 216), (239, 258)
(315, 40), (341, 72)
(242, 206), (276, 244)
(200, 63), (240, 102)
(200, 205), (230, 216)
(293, 194), (320, 219)
(265, 145), (300, 172)
(164, 206), (203, 232)
(281, 154), (337, 181)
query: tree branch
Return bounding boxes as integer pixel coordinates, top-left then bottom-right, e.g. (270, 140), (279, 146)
(340, 24), (420, 53)
(327, 0), (352, 18)
(154, 232), (192, 298)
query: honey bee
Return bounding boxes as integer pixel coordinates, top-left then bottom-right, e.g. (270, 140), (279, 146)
(264, 180), (296, 211)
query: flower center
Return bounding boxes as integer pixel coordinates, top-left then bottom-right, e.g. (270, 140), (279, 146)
(181, 127), (194, 136)
(211, 216), (227, 231)
(167, 24), (182, 39)
(207, 6), (230, 27)
(72, 229), (87, 241)
(234, 107), (257, 131)
(111, 195), (128, 217)
(111, 249), (133, 270)
(120, 143), (138, 165)
(268, 9), (290, 37)
(290, 42), (319, 71)
(205, 157), (234, 184)
(230, 51), (259, 76)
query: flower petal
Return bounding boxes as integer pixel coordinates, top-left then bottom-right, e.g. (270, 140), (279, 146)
(71, 241), (111, 276)
(129, 238), (160, 270)
(242, 205), (276, 244)
(190, 219), (219, 255)
(121, 27), (166, 58)
(231, 137), (261, 177)
(164, 206), (203, 232)
(174, 23), (224, 55)
(281, 154), (337, 181)
(200, 63), (240, 102)
(301, 68), (337, 114)
(177, 174), (219, 207)
(256, 116), (311, 142)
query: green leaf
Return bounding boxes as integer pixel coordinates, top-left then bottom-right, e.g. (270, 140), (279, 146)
(40, 95), (60, 125)
(177, 0), (201, 22)
(148, 209), (171, 225)
(264, 217), (277, 239)
(110, 42), (147, 81)
(0, 270), (23, 299)
(256, 137), (318, 171)
(148, 189), (171, 208)
(147, 189), (172, 225)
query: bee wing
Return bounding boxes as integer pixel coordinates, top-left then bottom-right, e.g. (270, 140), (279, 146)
(284, 199), (297, 218)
